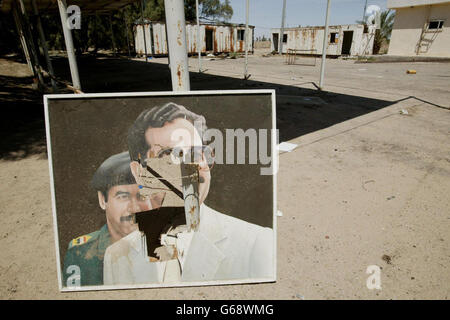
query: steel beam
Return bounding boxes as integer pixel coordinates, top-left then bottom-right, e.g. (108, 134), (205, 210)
(31, 0), (57, 91)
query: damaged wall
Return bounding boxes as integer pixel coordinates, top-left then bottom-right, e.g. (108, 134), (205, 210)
(271, 24), (376, 56)
(135, 22), (254, 56)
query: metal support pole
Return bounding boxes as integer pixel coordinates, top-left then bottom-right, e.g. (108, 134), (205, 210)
(279, 0), (286, 54)
(57, 0), (81, 90)
(124, 12), (131, 57)
(164, 0), (195, 232)
(140, 0), (148, 61)
(244, 0), (250, 80)
(109, 13), (117, 56)
(31, 0), (57, 91)
(196, 0), (202, 72)
(319, 0), (331, 90)
(93, 12), (98, 55)
(362, 0), (368, 23)
(12, 3), (33, 73)
(164, 0), (190, 91)
(18, 0), (45, 87)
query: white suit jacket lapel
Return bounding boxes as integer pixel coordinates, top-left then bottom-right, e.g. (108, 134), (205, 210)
(181, 204), (227, 281)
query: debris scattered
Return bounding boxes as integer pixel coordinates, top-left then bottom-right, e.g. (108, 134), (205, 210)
(387, 196), (395, 200)
(362, 180), (375, 191)
(277, 142), (298, 153)
(400, 109), (409, 115)
(382, 254), (392, 264)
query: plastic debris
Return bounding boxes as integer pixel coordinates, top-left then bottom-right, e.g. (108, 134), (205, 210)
(277, 142), (298, 153)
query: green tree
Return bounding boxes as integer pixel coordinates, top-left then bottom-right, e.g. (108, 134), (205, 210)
(199, 0), (233, 22)
(373, 9), (395, 54)
(356, 9), (395, 54)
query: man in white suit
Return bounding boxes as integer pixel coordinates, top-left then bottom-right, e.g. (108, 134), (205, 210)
(103, 102), (274, 285)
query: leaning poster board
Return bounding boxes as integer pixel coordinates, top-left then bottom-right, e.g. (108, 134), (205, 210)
(44, 90), (277, 291)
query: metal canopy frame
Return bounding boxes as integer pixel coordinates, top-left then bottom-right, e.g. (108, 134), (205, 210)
(2, 0), (141, 92)
(1, 0), (135, 14)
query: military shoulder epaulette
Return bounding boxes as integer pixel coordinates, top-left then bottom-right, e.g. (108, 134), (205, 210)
(68, 230), (100, 249)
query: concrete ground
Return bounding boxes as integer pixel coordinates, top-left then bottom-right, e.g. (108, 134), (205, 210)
(0, 49), (449, 299)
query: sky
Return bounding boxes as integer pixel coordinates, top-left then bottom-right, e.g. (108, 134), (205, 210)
(226, 0), (388, 38)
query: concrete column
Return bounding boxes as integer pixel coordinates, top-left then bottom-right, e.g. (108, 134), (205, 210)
(164, 0), (190, 91)
(57, 0), (81, 90)
(31, 0), (57, 91)
(319, 0), (331, 90)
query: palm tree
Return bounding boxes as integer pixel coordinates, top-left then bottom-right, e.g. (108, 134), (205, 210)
(373, 9), (395, 54)
(357, 9), (395, 54)
(378, 10), (395, 39)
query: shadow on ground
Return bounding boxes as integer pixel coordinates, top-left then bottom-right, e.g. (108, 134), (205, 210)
(0, 54), (396, 160)
(0, 74), (47, 160)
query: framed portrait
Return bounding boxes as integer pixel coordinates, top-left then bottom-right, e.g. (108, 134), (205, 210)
(44, 90), (277, 291)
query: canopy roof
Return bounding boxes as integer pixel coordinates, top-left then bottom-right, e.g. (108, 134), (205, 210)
(1, 0), (137, 13)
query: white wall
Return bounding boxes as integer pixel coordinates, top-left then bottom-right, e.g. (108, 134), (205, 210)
(388, 3), (450, 56)
(270, 25), (375, 56)
(134, 23), (253, 55)
(388, 0), (450, 9)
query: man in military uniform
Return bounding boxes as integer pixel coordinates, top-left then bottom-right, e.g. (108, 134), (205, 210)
(62, 152), (152, 287)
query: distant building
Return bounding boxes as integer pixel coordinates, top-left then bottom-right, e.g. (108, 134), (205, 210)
(270, 24), (376, 56)
(134, 21), (254, 56)
(388, 0), (450, 57)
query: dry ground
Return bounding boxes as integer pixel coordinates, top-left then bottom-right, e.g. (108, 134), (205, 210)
(0, 49), (449, 299)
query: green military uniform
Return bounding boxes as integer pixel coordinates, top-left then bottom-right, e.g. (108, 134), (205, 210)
(62, 224), (111, 287)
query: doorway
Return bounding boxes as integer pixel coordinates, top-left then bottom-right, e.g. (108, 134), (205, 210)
(205, 29), (214, 51)
(272, 33), (279, 52)
(341, 31), (353, 55)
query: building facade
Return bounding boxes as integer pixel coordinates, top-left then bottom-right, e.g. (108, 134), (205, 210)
(270, 24), (376, 56)
(134, 22), (254, 56)
(388, 0), (450, 57)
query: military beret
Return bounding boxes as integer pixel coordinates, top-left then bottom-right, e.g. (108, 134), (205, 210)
(91, 152), (136, 194)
